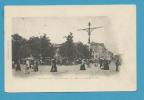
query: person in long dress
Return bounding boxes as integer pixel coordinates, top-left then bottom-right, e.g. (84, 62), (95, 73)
(33, 60), (39, 72)
(24, 60), (30, 74)
(12, 61), (15, 69)
(99, 58), (104, 69)
(103, 59), (109, 70)
(16, 60), (21, 71)
(50, 59), (57, 72)
(115, 59), (120, 72)
(80, 59), (86, 70)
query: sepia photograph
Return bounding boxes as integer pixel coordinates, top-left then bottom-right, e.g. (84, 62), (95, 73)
(4, 5), (136, 92)
(12, 16), (121, 77)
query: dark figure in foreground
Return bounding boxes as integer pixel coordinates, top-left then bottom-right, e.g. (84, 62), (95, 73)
(34, 60), (39, 72)
(103, 60), (109, 70)
(99, 58), (104, 69)
(12, 61), (15, 69)
(24, 60), (30, 74)
(15, 60), (21, 71)
(50, 59), (57, 72)
(115, 59), (120, 72)
(80, 59), (86, 70)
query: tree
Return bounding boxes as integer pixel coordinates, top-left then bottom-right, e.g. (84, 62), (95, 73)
(75, 42), (89, 59)
(40, 34), (54, 60)
(12, 34), (30, 62)
(12, 33), (55, 63)
(28, 36), (41, 58)
(59, 32), (76, 60)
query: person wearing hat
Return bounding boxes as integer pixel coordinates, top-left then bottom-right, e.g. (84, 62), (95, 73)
(115, 59), (120, 72)
(103, 59), (109, 70)
(80, 59), (86, 70)
(15, 60), (21, 71)
(50, 58), (57, 72)
(99, 57), (104, 69)
(24, 59), (30, 74)
(34, 60), (39, 72)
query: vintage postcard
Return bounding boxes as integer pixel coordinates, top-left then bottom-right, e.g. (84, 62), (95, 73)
(4, 5), (136, 92)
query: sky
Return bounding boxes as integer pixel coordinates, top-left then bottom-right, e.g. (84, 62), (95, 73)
(12, 16), (118, 53)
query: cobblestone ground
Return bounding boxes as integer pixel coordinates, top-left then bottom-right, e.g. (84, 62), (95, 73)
(13, 62), (120, 78)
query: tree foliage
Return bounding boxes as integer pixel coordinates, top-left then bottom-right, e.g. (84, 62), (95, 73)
(59, 32), (76, 60)
(75, 42), (89, 59)
(12, 34), (30, 61)
(12, 33), (89, 64)
(59, 32), (89, 60)
(28, 36), (41, 58)
(40, 34), (54, 59)
(12, 33), (54, 62)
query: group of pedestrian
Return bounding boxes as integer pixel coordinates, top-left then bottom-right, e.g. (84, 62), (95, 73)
(79, 57), (121, 71)
(99, 58), (109, 70)
(49, 58), (119, 72)
(24, 60), (39, 74)
(13, 57), (121, 74)
(12, 60), (21, 71)
(13, 59), (39, 74)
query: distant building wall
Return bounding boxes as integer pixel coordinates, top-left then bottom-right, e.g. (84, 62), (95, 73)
(90, 42), (113, 60)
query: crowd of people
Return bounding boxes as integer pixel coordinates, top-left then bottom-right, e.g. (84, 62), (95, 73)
(79, 58), (121, 71)
(12, 57), (121, 74)
(12, 59), (39, 74)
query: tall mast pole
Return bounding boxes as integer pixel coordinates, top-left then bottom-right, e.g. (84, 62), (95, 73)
(88, 22), (91, 44)
(78, 22), (103, 59)
(88, 22), (91, 58)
